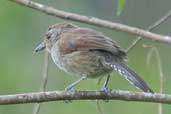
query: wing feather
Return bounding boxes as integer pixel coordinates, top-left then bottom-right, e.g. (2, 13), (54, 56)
(59, 28), (126, 57)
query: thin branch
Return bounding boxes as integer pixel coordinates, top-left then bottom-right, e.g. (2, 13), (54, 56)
(154, 48), (164, 114)
(32, 52), (49, 114)
(9, 0), (171, 44)
(143, 46), (165, 96)
(126, 9), (171, 52)
(96, 100), (104, 114)
(1, 90), (171, 105)
(144, 45), (165, 114)
(40, 52), (49, 92)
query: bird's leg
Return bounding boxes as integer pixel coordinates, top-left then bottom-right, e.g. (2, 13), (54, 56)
(65, 76), (87, 91)
(101, 74), (111, 102)
(101, 74), (110, 92)
(64, 76), (86, 103)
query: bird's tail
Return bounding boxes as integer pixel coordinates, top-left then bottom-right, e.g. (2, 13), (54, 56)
(110, 62), (153, 93)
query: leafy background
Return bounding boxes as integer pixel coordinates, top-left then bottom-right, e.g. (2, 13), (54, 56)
(1, 0), (171, 114)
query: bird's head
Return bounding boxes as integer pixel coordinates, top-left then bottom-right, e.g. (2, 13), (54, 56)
(34, 23), (77, 53)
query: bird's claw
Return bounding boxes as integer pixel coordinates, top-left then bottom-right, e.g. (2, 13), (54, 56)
(101, 87), (109, 93)
(65, 87), (76, 92)
(101, 87), (110, 102)
(64, 87), (76, 103)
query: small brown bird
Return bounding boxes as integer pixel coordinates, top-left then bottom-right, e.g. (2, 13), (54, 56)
(34, 23), (153, 93)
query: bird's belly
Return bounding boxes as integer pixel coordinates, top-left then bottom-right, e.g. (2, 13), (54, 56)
(51, 49), (112, 78)
(63, 51), (112, 78)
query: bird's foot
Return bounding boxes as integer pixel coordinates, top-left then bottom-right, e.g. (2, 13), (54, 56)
(65, 86), (76, 92)
(101, 87), (110, 102)
(64, 87), (76, 103)
(101, 86), (109, 93)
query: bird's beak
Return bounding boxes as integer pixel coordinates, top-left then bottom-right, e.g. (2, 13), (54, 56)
(34, 42), (46, 53)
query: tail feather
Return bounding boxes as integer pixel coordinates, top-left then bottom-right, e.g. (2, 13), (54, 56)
(110, 62), (153, 93)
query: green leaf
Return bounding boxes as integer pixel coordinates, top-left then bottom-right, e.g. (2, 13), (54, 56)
(117, 0), (126, 16)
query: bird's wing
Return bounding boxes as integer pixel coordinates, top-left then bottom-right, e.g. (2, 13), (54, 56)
(59, 28), (126, 57)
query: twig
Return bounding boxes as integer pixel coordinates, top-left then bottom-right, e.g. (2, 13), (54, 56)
(1, 90), (171, 105)
(96, 100), (104, 114)
(32, 52), (49, 114)
(156, 49), (164, 114)
(143, 45), (165, 114)
(126, 9), (171, 52)
(9, 0), (171, 44)
(152, 48), (164, 114)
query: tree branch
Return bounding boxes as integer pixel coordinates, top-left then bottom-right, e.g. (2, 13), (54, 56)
(126, 8), (171, 52)
(1, 90), (171, 105)
(9, 0), (171, 44)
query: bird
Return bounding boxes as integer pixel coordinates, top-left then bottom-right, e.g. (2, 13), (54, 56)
(34, 23), (153, 93)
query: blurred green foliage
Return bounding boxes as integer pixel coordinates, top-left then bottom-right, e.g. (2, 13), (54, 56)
(0, 0), (171, 114)
(117, 0), (126, 16)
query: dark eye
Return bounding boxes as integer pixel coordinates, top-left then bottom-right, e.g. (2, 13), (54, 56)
(46, 33), (51, 39)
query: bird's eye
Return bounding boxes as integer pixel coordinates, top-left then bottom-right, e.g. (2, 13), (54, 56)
(46, 33), (51, 39)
